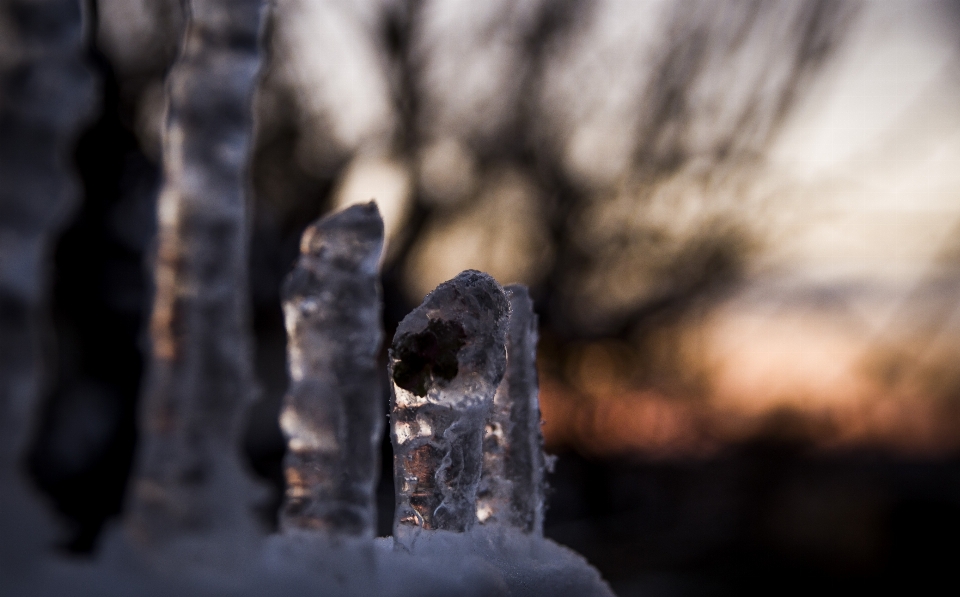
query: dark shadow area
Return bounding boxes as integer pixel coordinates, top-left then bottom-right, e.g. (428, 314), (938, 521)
(544, 444), (960, 595)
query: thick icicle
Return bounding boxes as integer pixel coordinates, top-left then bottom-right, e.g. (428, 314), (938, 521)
(476, 285), (547, 533)
(279, 202), (385, 536)
(0, 0), (95, 566)
(390, 271), (510, 537)
(126, 0), (265, 551)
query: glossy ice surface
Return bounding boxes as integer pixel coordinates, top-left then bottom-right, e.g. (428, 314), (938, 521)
(389, 271), (510, 537)
(280, 202), (384, 536)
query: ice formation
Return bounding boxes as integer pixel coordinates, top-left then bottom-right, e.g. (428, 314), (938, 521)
(0, 0), (95, 571)
(477, 285), (547, 533)
(279, 202), (384, 536)
(389, 271), (511, 536)
(1, 0), (615, 592)
(125, 0), (266, 555)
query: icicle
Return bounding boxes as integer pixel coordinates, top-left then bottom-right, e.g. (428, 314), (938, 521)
(0, 0), (95, 565)
(389, 271), (510, 538)
(126, 0), (265, 553)
(477, 284), (547, 533)
(279, 202), (385, 537)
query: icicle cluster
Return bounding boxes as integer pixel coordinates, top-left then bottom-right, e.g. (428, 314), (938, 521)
(126, 0), (265, 553)
(267, 215), (615, 596)
(279, 202), (384, 537)
(278, 213), (553, 541)
(277, 234), (555, 542)
(0, 1), (614, 591)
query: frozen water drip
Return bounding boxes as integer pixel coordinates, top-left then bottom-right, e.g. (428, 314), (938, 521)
(280, 202), (385, 536)
(389, 271), (510, 537)
(477, 285), (547, 533)
(126, 0), (265, 554)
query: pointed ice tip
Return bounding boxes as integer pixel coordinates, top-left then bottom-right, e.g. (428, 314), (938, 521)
(317, 200), (381, 232)
(299, 202), (384, 272)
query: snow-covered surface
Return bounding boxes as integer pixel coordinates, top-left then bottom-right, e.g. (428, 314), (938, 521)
(3, 527), (614, 597)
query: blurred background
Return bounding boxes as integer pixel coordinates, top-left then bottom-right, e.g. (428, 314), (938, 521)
(27, 0), (960, 593)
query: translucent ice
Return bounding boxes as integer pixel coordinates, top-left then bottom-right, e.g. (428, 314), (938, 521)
(389, 271), (510, 537)
(0, 0), (95, 571)
(477, 285), (547, 533)
(279, 202), (384, 536)
(0, 0), (618, 591)
(125, 0), (265, 556)
(374, 529), (616, 597)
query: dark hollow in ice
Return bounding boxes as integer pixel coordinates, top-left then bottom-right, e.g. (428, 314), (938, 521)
(391, 319), (467, 397)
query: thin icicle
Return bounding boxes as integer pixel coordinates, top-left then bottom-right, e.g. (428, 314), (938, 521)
(0, 0), (95, 566)
(279, 202), (385, 537)
(476, 284), (547, 533)
(126, 0), (265, 555)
